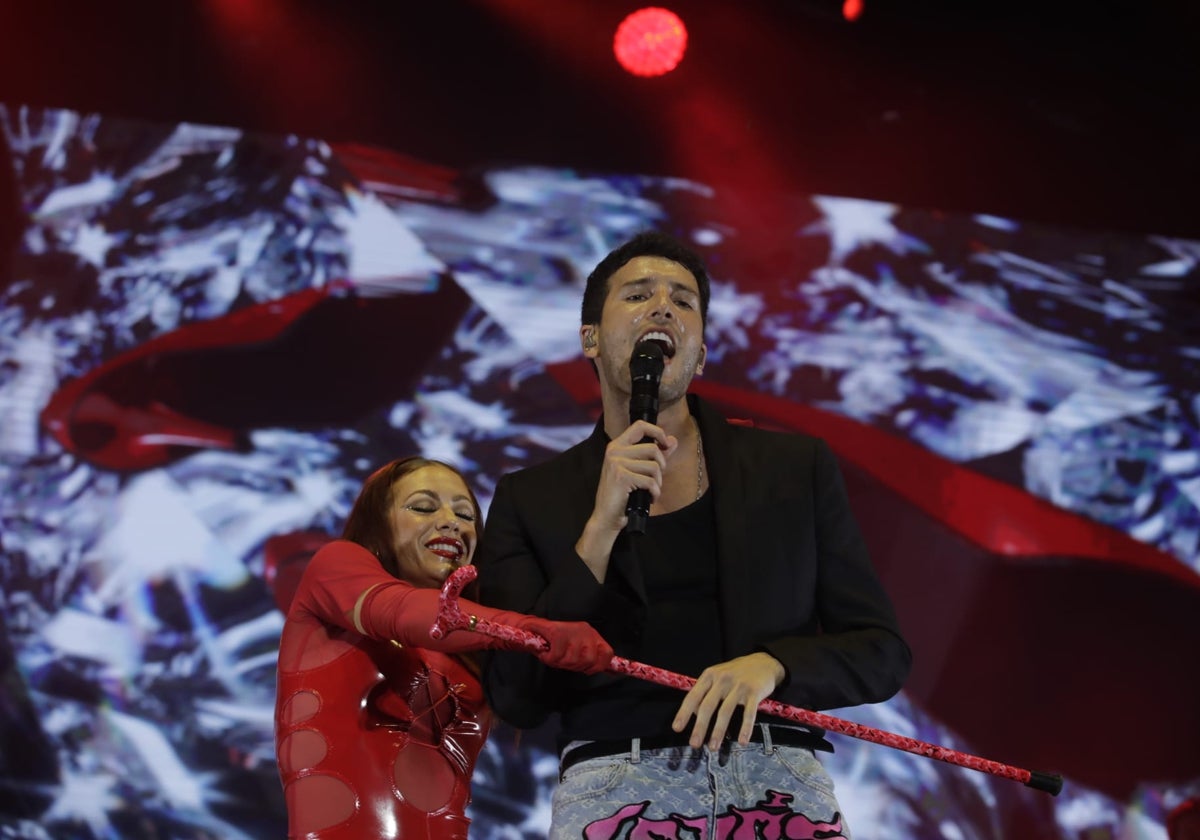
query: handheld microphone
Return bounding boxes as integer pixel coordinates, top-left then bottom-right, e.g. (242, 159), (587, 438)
(625, 340), (665, 535)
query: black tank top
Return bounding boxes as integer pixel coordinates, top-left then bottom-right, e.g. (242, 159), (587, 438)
(558, 488), (722, 742)
(639, 488), (722, 680)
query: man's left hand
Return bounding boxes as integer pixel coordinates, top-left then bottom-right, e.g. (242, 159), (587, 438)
(671, 652), (786, 749)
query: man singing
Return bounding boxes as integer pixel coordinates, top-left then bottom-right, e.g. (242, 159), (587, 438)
(477, 231), (911, 839)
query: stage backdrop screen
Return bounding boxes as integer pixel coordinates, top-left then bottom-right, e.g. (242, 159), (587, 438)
(1, 104), (1198, 839)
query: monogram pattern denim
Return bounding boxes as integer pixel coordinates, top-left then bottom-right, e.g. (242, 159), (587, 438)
(551, 733), (848, 840)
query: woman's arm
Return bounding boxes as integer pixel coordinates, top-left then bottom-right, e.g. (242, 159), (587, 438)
(294, 539), (612, 669)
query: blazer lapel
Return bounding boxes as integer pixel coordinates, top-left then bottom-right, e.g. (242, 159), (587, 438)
(692, 395), (753, 658)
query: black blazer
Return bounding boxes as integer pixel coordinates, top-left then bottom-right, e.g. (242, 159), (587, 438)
(477, 394), (911, 729)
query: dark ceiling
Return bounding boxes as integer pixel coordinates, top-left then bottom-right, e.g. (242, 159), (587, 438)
(1, 0), (1198, 238)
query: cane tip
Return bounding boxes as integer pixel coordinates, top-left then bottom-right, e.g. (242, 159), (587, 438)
(1025, 770), (1063, 796)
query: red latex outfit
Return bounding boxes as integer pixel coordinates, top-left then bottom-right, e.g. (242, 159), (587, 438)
(275, 540), (519, 839)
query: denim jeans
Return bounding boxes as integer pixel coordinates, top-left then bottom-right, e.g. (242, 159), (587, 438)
(551, 726), (849, 840)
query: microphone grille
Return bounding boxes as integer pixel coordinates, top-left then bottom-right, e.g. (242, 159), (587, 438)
(630, 340), (665, 380)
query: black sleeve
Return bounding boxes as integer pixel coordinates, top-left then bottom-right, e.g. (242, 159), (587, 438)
(758, 439), (912, 710)
(475, 472), (620, 727)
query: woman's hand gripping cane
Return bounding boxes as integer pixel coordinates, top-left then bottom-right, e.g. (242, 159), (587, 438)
(431, 566), (610, 674)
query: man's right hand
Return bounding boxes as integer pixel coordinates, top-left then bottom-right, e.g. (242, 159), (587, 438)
(575, 420), (677, 578)
(515, 615), (614, 675)
(593, 420), (678, 531)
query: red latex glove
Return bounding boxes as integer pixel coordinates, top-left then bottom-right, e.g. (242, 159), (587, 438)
(508, 615), (613, 675)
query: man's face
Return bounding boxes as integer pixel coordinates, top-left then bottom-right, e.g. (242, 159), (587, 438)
(581, 255), (707, 404)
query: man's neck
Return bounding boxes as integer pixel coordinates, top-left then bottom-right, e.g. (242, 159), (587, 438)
(601, 389), (692, 440)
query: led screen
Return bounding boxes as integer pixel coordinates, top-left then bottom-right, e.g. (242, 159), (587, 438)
(1, 104), (1198, 839)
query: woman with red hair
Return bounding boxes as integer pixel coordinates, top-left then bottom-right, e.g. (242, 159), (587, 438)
(274, 456), (612, 839)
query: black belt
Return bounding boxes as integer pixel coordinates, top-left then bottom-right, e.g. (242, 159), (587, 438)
(560, 726), (833, 775)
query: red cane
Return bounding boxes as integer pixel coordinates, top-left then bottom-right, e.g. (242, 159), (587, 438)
(432, 566), (1063, 796)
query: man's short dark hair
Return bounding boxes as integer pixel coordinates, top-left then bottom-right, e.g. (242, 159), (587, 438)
(581, 231), (711, 328)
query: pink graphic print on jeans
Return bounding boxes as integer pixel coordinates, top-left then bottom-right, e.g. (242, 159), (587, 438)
(582, 790), (846, 840)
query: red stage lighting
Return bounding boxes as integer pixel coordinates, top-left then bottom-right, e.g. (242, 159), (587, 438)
(843, 0), (864, 21)
(613, 7), (687, 77)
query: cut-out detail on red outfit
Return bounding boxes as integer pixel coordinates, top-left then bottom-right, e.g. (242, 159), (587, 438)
(274, 541), (494, 840)
(275, 539), (615, 837)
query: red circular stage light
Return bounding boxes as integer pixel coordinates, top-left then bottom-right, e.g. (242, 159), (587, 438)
(613, 7), (688, 78)
(843, 0), (864, 22)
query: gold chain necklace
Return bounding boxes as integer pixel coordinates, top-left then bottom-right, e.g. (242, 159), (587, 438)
(695, 421), (704, 501)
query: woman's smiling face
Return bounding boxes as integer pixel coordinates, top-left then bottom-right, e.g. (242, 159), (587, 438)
(387, 464), (479, 588)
